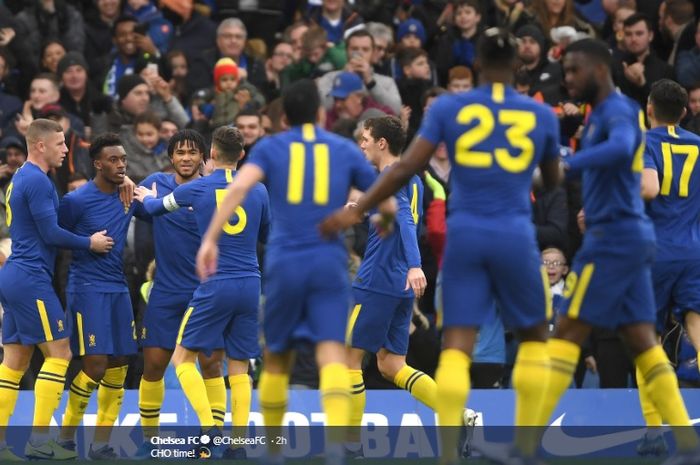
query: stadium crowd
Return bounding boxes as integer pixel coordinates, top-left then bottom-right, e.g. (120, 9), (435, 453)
(0, 0), (699, 392)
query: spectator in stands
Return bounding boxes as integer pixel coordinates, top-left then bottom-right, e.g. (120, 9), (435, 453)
(159, 118), (178, 142)
(84, 0), (121, 76)
(92, 74), (149, 133)
(396, 18), (427, 50)
(136, 56), (189, 129)
(282, 27), (345, 84)
(434, 0), (482, 85)
(0, 4), (37, 98)
(515, 24), (564, 105)
(58, 52), (98, 129)
(166, 50), (189, 104)
(532, 179), (569, 252)
(0, 50), (22, 134)
(163, 0), (217, 62)
(609, 3), (636, 53)
(258, 42), (293, 102)
(397, 48), (433, 137)
(15, 0), (85, 64)
(234, 108), (264, 154)
(124, 0), (174, 56)
(188, 18), (267, 93)
(446, 65), (473, 93)
(209, 57), (264, 130)
(325, 71), (393, 131)
(528, 0), (596, 39)
(317, 29), (402, 115)
(613, 13), (675, 109)
(675, 18), (700, 87)
(484, 0), (532, 31)
(283, 21), (309, 63)
(102, 15), (140, 98)
(366, 21), (394, 76)
(659, 0), (695, 65)
(121, 110), (170, 183)
(306, 0), (364, 45)
(40, 40), (66, 75)
(0, 135), (26, 192)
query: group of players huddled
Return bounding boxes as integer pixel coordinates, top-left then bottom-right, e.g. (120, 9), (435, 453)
(0, 27), (699, 465)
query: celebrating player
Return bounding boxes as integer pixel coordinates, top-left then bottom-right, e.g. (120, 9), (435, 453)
(56, 133), (139, 459)
(320, 28), (561, 464)
(540, 40), (700, 465)
(0, 120), (113, 461)
(136, 126), (270, 459)
(196, 79), (381, 464)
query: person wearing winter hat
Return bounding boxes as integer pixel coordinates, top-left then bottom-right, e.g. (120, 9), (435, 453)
(58, 52), (97, 128)
(515, 24), (564, 105)
(210, 57), (264, 129)
(397, 18), (427, 49)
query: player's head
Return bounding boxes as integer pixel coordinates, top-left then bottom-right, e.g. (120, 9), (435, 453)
(211, 126), (244, 164)
(168, 129), (206, 180)
(90, 132), (127, 185)
(647, 79), (688, 125)
(360, 116), (406, 165)
(283, 79), (320, 126)
(562, 39), (612, 104)
(26, 118), (67, 169)
(475, 28), (517, 81)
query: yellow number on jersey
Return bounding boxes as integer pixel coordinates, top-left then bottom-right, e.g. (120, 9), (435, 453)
(454, 105), (535, 173)
(660, 142), (699, 197)
(410, 182), (419, 224)
(631, 110), (646, 173)
(287, 142), (330, 205)
(215, 189), (247, 235)
(5, 182), (13, 227)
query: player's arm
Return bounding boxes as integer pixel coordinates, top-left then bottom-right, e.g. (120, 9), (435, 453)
(197, 163), (265, 280)
(540, 111), (564, 190)
(258, 186), (271, 244)
(396, 185), (426, 298)
(53, 191), (114, 252)
(134, 181), (194, 216)
(563, 116), (638, 172)
(641, 168), (660, 200)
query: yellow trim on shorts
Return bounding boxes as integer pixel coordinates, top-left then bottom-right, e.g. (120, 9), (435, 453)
(345, 304), (362, 346)
(569, 264), (595, 319)
(176, 307), (194, 345)
(36, 299), (53, 342)
(76, 311), (85, 356)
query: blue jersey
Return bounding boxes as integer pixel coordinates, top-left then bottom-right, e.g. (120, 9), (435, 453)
(644, 125), (700, 261)
(567, 91), (652, 239)
(59, 181), (138, 292)
(354, 174), (423, 298)
(417, 83), (560, 229)
(141, 173), (200, 293)
(247, 124), (377, 251)
(146, 168), (270, 280)
(4, 162), (66, 276)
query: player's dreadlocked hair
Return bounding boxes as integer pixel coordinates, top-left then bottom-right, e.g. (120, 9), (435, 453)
(477, 27), (517, 70)
(167, 129), (207, 160)
(89, 132), (122, 159)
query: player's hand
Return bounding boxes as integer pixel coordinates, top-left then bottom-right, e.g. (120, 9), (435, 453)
(119, 176), (135, 209)
(134, 183), (157, 203)
(584, 355), (597, 374)
(89, 230), (114, 253)
(405, 267), (427, 298)
(577, 208), (586, 234)
(196, 239), (219, 281)
(318, 207), (363, 238)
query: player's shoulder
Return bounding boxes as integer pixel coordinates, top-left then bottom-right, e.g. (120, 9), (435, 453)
(63, 180), (93, 202)
(676, 126), (700, 143)
(608, 92), (642, 118)
(142, 171), (174, 188)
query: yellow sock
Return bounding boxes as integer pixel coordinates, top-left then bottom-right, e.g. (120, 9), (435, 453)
(33, 358), (69, 427)
(229, 374), (251, 441)
(540, 339), (580, 424)
(259, 370), (288, 455)
(394, 365), (437, 410)
(60, 370), (98, 441)
(348, 369), (365, 443)
(95, 365), (127, 444)
(175, 362), (214, 427)
(636, 346), (699, 451)
(435, 349), (470, 463)
(636, 366), (662, 427)
(139, 378), (165, 438)
(0, 364), (24, 442)
(512, 341), (551, 456)
(204, 377), (226, 428)
(320, 363), (350, 427)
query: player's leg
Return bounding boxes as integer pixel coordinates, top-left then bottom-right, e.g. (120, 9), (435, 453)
(226, 358), (251, 459)
(93, 356), (129, 450)
(172, 344), (215, 427)
(345, 347), (366, 448)
(200, 350), (226, 429)
(59, 353), (108, 445)
(686, 312), (700, 365)
(259, 349), (294, 458)
(0, 343), (33, 451)
(139, 347), (171, 440)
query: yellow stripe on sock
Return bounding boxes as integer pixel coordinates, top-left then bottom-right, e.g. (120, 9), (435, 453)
(36, 299), (53, 342)
(568, 264), (594, 319)
(76, 312), (85, 356)
(345, 304), (362, 346)
(176, 307), (194, 345)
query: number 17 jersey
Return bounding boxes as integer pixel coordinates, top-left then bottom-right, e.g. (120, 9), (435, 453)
(418, 83), (560, 228)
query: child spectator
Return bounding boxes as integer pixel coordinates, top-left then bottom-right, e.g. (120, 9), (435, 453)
(397, 47), (433, 138)
(282, 26), (345, 84)
(121, 110), (170, 182)
(396, 18), (426, 50)
(134, 110), (166, 156)
(434, 0), (481, 85)
(542, 247), (568, 301)
(124, 0), (173, 55)
(446, 65), (473, 92)
(210, 57), (264, 129)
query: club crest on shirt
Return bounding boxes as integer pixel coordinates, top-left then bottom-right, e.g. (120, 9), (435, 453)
(57, 320), (64, 332)
(89, 334), (96, 347)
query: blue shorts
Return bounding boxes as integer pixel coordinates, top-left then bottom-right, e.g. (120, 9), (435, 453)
(562, 237), (656, 329)
(0, 264), (69, 345)
(348, 288), (413, 355)
(178, 277), (260, 360)
(652, 259), (700, 332)
(440, 222), (550, 330)
(263, 245), (350, 353)
(66, 290), (137, 356)
(141, 287), (195, 350)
